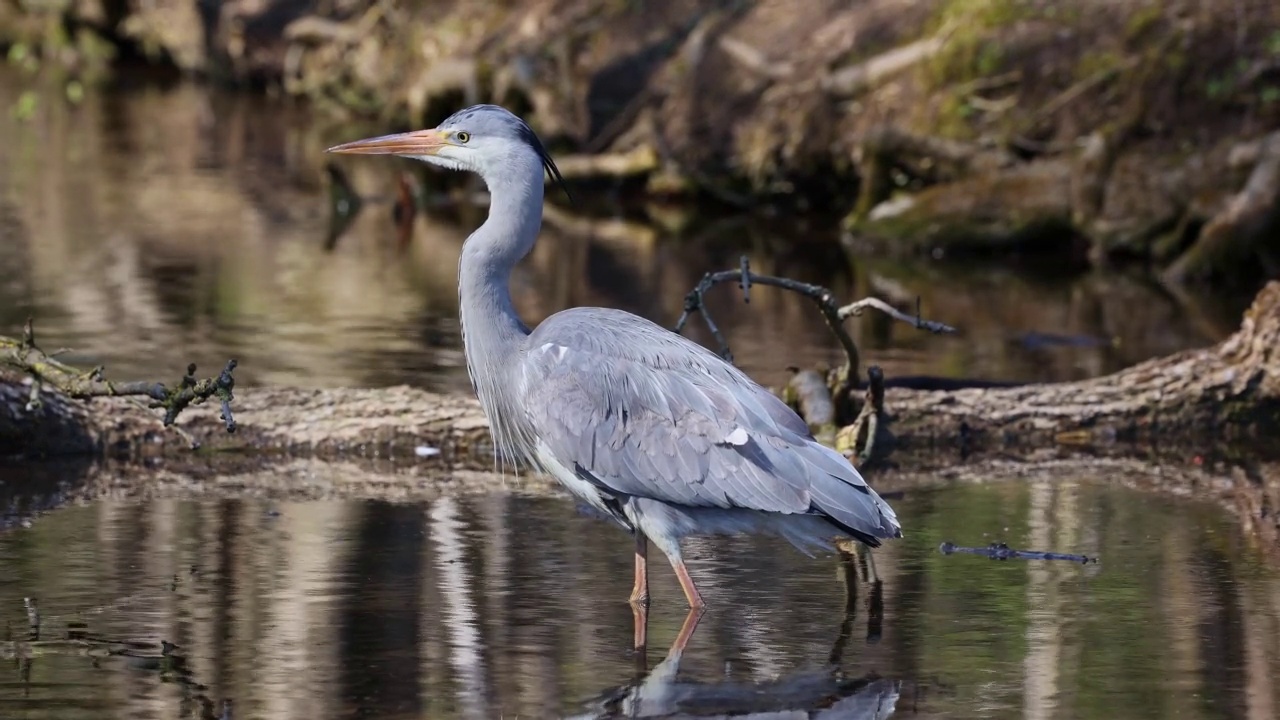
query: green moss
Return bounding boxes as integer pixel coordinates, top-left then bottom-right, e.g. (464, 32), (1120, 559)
(932, 93), (978, 139)
(922, 0), (1034, 89)
(9, 90), (37, 121)
(1124, 4), (1164, 44)
(1075, 49), (1126, 82)
(916, 0), (1042, 140)
(1267, 30), (1280, 56)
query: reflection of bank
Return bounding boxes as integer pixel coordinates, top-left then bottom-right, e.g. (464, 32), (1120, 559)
(570, 575), (898, 719)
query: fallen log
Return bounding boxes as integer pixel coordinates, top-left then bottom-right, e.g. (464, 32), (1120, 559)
(2, 278), (1277, 467)
(881, 280), (1280, 457)
(0, 379), (495, 466)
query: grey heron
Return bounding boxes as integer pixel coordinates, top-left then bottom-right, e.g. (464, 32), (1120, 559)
(327, 105), (902, 619)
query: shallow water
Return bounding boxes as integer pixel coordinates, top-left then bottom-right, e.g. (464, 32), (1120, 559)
(2, 477), (1279, 720)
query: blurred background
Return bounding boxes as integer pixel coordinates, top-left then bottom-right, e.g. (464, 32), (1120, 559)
(3, 1), (1280, 718)
(1, 0), (1276, 394)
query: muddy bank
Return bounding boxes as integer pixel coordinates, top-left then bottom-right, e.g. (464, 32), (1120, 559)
(4, 1), (1279, 286)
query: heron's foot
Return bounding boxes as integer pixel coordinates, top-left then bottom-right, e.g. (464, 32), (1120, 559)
(628, 589), (650, 606)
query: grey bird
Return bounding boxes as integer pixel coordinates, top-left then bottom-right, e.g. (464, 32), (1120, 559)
(327, 105), (902, 617)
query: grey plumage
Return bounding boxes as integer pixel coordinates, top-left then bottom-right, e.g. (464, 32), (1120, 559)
(327, 104), (902, 610)
(522, 307), (900, 557)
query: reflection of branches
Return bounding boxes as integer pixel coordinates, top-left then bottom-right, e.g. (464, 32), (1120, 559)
(1, 318), (239, 444)
(673, 255), (955, 403)
(5, 599), (227, 719)
(324, 162), (363, 251)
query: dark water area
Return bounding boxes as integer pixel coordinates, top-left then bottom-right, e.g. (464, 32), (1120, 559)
(2, 477), (1279, 719)
(0, 68), (1250, 396)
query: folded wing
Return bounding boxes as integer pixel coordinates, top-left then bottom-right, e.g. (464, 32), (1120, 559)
(520, 308), (901, 544)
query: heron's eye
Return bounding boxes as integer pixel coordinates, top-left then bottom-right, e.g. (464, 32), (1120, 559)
(456, 131), (471, 144)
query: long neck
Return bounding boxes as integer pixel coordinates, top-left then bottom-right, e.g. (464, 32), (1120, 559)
(458, 164), (544, 461)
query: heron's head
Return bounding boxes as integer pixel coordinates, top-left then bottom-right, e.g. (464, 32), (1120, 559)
(326, 104), (568, 198)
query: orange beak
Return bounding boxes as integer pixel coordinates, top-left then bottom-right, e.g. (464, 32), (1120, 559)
(325, 128), (449, 156)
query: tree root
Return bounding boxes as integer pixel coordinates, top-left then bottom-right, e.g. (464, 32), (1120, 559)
(1163, 130), (1280, 285)
(820, 26), (955, 98)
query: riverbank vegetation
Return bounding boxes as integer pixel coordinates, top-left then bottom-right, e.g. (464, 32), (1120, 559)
(3, 0), (1278, 290)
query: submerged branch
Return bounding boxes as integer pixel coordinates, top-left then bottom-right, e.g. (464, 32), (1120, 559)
(939, 541), (1098, 564)
(1, 318), (239, 446)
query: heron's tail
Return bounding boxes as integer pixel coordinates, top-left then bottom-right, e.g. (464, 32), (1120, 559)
(801, 443), (903, 545)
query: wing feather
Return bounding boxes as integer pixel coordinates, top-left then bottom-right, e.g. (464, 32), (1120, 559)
(521, 307), (901, 541)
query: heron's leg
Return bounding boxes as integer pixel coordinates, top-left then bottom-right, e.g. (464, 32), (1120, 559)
(837, 546), (859, 615)
(668, 556), (706, 609)
(830, 547), (859, 666)
(861, 545), (881, 585)
(630, 532), (650, 655)
(629, 532), (650, 605)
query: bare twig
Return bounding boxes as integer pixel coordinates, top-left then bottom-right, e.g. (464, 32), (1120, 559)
(673, 256), (956, 390)
(837, 296), (956, 333)
(1, 318), (240, 445)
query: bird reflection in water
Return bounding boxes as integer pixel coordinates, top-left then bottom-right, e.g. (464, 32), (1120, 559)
(574, 555), (897, 719)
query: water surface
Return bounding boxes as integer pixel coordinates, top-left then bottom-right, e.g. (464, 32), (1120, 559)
(2, 476), (1278, 719)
